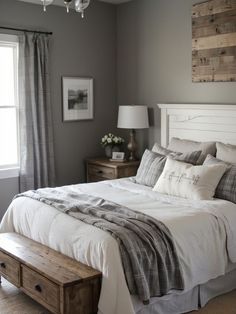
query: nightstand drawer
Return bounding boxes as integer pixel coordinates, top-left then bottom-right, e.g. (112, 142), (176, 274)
(86, 158), (140, 183)
(87, 175), (106, 182)
(0, 250), (20, 287)
(22, 265), (60, 313)
(88, 164), (116, 179)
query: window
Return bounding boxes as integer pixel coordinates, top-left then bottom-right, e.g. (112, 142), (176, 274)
(0, 34), (19, 179)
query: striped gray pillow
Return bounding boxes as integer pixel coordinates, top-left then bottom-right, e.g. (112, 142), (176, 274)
(203, 154), (236, 204)
(136, 149), (201, 187)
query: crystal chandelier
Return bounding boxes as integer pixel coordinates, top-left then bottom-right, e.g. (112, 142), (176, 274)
(41, 0), (90, 18)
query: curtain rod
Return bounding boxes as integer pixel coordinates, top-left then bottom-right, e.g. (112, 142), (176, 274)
(0, 26), (53, 35)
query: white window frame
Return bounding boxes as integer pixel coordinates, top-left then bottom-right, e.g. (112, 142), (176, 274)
(0, 34), (19, 179)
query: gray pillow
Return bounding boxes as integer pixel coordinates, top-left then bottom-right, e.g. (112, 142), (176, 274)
(152, 143), (173, 156)
(216, 142), (236, 164)
(167, 138), (216, 164)
(203, 154), (236, 204)
(136, 149), (201, 187)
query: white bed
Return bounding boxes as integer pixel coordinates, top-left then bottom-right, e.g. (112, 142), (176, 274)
(1, 103), (236, 314)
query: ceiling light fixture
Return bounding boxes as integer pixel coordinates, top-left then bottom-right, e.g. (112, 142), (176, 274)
(41, 0), (90, 18)
(41, 0), (54, 12)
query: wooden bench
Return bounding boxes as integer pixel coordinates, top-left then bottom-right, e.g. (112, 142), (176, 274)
(0, 233), (101, 314)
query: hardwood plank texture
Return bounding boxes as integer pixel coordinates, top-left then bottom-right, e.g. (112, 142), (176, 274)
(192, 22), (236, 39)
(192, 0), (236, 82)
(0, 233), (102, 314)
(1, 278), (236, 314)
(86, 158), (139, 183)
(192, 33), (236, 50)
(192, 8), (236, 31)
(0, 251), (20, 287)
(192, 0), (236, 18)
(0, 233), (100, 286)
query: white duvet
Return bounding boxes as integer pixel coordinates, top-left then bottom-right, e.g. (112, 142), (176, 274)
(1, 178), (236, 314)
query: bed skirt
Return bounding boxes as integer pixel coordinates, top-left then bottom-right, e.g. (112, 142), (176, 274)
(131, 265), (236, 314)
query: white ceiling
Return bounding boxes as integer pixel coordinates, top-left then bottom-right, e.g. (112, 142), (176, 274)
(18, 0), (132, 5)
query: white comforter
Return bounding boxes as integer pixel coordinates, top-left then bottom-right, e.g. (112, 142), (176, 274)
(1, 178), (236, 314)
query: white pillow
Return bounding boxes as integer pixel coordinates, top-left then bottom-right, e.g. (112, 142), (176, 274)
(167, 137), (216, 164)
(153, 158), (227, 200)
(216, 142), (236, 164)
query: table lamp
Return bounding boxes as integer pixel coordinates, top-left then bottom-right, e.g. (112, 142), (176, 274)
(117, 105), (149, 161)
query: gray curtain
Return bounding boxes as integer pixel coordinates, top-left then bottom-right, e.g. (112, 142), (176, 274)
(19, 33), (55, 192)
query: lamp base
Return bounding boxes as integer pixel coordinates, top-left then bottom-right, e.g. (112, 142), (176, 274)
(127, 129), (137, 161)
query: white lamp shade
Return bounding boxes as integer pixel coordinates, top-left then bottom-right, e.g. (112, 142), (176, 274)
(117, 105), (149, 129)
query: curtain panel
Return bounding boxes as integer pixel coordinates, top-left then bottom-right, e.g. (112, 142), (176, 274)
(19, 33), (55, 192)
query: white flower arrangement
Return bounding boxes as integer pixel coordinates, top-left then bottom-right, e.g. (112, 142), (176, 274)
(101, 133), (125, 147)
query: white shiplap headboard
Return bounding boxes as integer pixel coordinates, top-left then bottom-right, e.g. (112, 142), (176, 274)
(158, 104), (236, 147)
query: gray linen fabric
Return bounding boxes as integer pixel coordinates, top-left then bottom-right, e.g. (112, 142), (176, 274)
(136, 149), (201, 187)
(16, 188), (184, 303)
(136, 150), (166, 186)
(203, 154), (236, 204)
(18, 33), (55, 192)
(167, 138), (216, 164)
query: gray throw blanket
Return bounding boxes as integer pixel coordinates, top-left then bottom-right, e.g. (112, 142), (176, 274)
(16, 187), (184, 303)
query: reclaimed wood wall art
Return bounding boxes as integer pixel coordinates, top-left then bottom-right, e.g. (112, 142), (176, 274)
(192, 0), (236, 82)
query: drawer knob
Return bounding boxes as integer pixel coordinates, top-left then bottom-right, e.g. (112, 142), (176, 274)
(35, 284), (42, 293)
(0, 262), (6, 269)
(97, 170), (103, 174)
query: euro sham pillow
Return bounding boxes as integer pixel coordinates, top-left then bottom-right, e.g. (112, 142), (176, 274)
(152, 142), (204, 165)
(216, 142), (236, 164)
(203, 154), (236, 204)
(135, 149), (201, 187)
(152, 143), (173, 156)
(153, 158), (227, 200)
(167, 138), (216, 164)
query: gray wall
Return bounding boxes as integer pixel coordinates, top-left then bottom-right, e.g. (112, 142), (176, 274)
(1, 0), (236, 219)
(0, 0), (117, 219)
(0, 178), (19, 219)
(117, 0), (236, 150)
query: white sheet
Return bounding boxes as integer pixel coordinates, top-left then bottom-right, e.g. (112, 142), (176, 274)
(1, 178), (236, 314)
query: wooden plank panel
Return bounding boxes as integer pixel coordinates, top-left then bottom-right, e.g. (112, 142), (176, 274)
(192, 21), (236, 38)
(169, 115), (236, 125)
(169, 129), (236, 145)
(192, 54), (235, 67)
(192, 46), (236, 58)
(168, 108), (236, 117)
(192, 73), (236, 81)
(192, 0), (236, 18)
(192, 0), (236, 81)
(192, 61), (236, 75)
(192, 8), (236, 30)
(170, 121), (236, 133)
(192, 32), (236, 50)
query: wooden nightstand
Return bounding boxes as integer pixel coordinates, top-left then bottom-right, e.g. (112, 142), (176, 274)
(86, 158), (140, 183)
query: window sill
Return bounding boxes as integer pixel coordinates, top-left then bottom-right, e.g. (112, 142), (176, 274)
(0, 168), (19, 180)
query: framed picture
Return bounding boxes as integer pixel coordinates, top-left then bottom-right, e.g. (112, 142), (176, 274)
(111, 152), (125, 160)
(62, 77), (94, 121)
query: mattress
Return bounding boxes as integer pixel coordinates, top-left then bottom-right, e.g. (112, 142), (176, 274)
(1, 177), (236, 314)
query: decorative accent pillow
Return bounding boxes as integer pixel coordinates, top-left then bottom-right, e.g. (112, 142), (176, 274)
(216, 142), (236, 164)
(135, 150), (166, 187)
(153, 158), (227, 200)
(204, 154), (236, 204)
(152, 143), (174, 156)
(167, 138), (216, 164)
(135, 149), (201, 187)
(152, 142), (204, 165)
